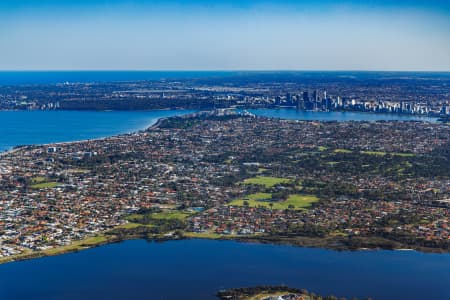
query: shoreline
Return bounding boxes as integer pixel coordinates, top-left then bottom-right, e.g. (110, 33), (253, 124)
(1, 230), (448, 266)
(0, 107), (440, 121)
(0, 109), (440, 155)
(0, 109), (196, 155)
(248, 107), (439, 121)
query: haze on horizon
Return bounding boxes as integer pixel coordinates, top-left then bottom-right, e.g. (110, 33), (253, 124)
(0, 0), (449, 71)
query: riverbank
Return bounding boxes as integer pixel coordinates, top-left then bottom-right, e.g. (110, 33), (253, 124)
(0, 234), (116, 265)
(181, 231), (449, 254)
(234, 234), (448, 254)
(2, 228), (448, 266)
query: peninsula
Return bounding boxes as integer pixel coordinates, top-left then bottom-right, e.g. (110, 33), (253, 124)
(0, 110), (449, 264)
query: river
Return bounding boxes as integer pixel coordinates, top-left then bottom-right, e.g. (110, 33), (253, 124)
(0, 239), (449, 300)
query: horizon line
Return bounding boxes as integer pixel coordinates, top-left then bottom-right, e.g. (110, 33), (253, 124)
(1, 69), (450, 73)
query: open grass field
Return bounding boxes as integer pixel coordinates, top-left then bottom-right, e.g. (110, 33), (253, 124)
(150, 211), (191, 221)
(284, 194), (319, 208)
(242, 176), (291, 188)
(42, 235), (108, 256)
(126, 210), (191, 222)
(361, 151), (415, 157)
(333, 149), (415, 157)
(115, 222), (155, 229)
(183, 232), (224, 239)
(30, 182), (60, 189)
(229, 194), (318, 210)
(333, 148), (353, 153)
(31, 176), (46, 183)
(246, 192), (272, 200)
(67, 168), (90, 173)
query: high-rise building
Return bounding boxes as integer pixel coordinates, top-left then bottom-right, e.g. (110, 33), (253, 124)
(275, 96), (281, 105)
(312, 90), (318, 102)
(286, 93), (292, 105)
(302, 91), (309, 102)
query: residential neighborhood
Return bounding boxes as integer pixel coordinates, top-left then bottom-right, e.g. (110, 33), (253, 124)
(0, 112), (449, 258)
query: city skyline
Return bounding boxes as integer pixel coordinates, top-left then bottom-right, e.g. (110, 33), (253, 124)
(1, 1), (450, 71)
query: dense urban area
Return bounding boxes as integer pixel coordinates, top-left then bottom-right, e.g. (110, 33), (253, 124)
(1, 72), (449, 119)
(0, 110), (449, 262)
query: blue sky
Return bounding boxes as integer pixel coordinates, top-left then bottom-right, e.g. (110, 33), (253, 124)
(1, 1), (449, 71)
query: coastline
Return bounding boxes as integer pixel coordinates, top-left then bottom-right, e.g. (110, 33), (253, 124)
(0, 109), (197, 154)
(1, 229), (448, 266)
(0, 108), (440, 155)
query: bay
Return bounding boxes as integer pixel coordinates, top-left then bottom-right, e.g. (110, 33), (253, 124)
(0, 110), (195, 152)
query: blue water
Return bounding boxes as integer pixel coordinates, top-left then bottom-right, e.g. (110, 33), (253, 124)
(0, 109), (436, 152)
(0, 71), (239, 85)
(1, 71), (449, 86)
(248, 108), (437, 122)
(0, 239), (448, 300)
(0, 110), (194, 152)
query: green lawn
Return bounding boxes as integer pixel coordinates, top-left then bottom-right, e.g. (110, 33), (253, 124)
(332, 149), (415, 157)
(361, 151), (415, 157)
(246, 192), (272, 200)
(281, 194), (319, 209)
(150, 211), (191, 221)
(115, 222), (155, 229)
(242, 176), (291, 188)
(41, 235), (108, 256)
(31, 176), (46, 183)
(126, 210), (191, 222)
(229, 194), (318, 210)
(30, 182), (60, 189)
(333, 149), (353, 153)
(68, 168), (90, 173)
(184, 232), (223, 239)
